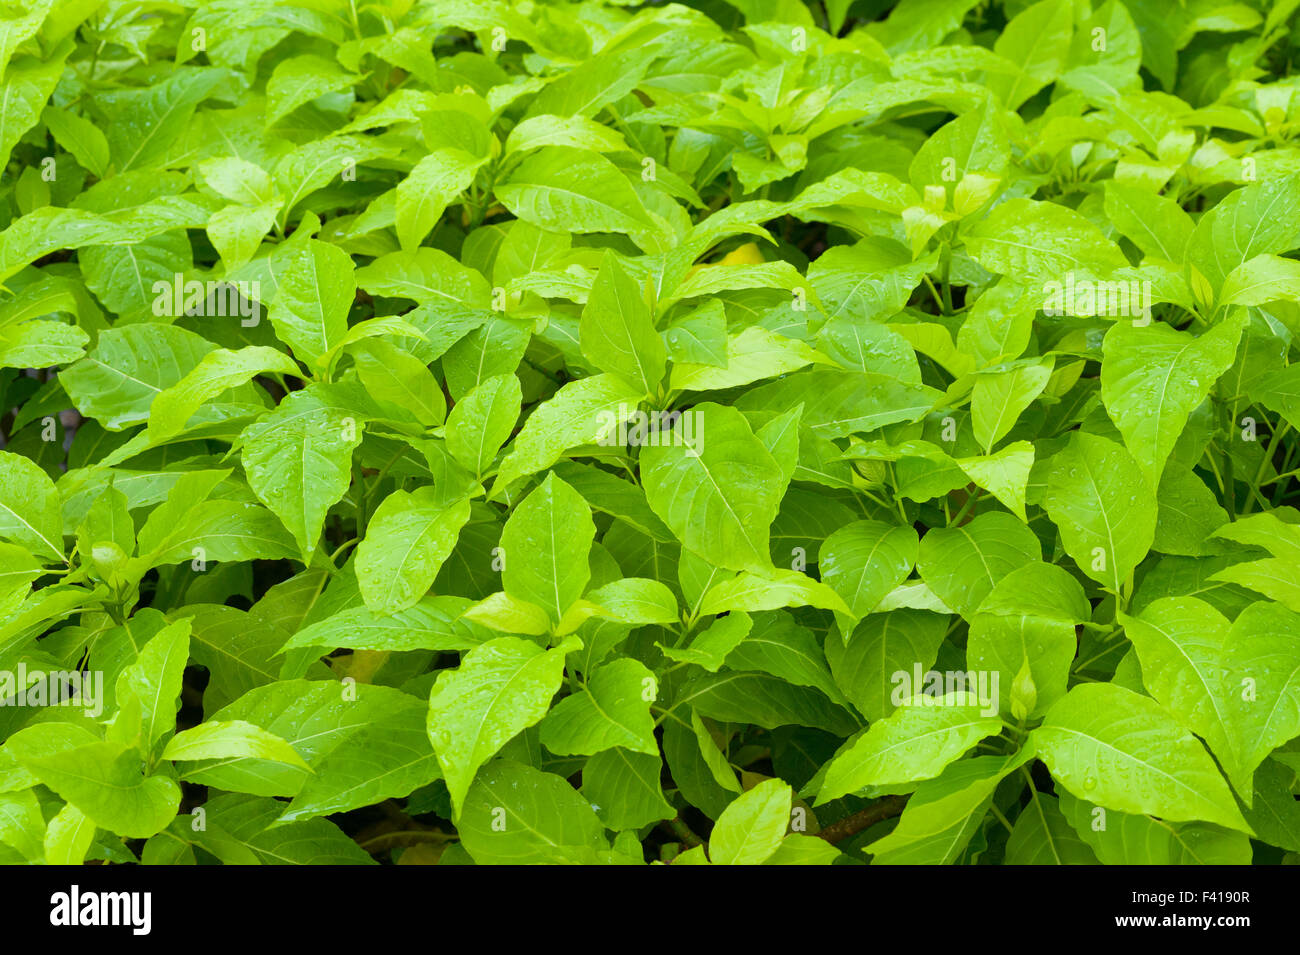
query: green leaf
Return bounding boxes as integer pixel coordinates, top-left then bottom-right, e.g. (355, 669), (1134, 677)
(987, 0), (1074, 109)
(163, 720), (310, 767)
(273, 137), (395, 229)
(43, 803), (96, 866)
(1005, 793), (1099, 864)
(240, 385), (364, 563)
(955, 441), (1035, 520)
(966, 198), (1127, 285)
(207, 202), (279, 270)
(0, 204), (209, 284)
(426, 636), (572, 815)
(499, 472), (595, 626)
(461, 591), (553, 636)
(269, 239), (356, 368)
(0, 788), (45, 861)
(281, 596), (490, 653)
(1208, 511), (1300, 610)
(1101, 313), (1246, 486)
(819, 520), (919, 619)
(539, 657), (658, 756)
(148, 346), (302, 442)
(457, 759), (607, 864)
(582, 748), (675, 831)
(265, 54), (360, 127)
(1220, 254), (1300, 307)
(819, 693), (1003, 802)
(197, 157), (276, 205)
(104, 68), (224, 173)
(113, 617), (191, 753)
(826, 610), (948, 722)
(445, 374), (522, 479)
(642, 402), (784, 574)
(349, 339), (446, 427)
(281, 696), (440, 822)
(1119, 597), (1241, 793)
(1186, 175), (1300, 290)
(1043, 432), (1156, 594)
(956, 280), (1039, 369)
(0, 0), (51, 79)
(504, 114), (629, 156)
(131, 496), (297, 571)
(182, 681), (420, 800)
(764, 833), (842, 865)
(586, 577), (679, 625)
(1032, 683), (1252, 833)
(916, 511), (1041, 617)
(723, 611), (846, 705)
(696, 568), (852, 617)
(19, 741), (180, 839)
(580, 250), (667, 395)
(61, 324), (215, 430)
(0, 543), (43, 609)
(81, 232), (193, 323)
(492, 374), (645, 494)
(967, 612), (1074, 718)
(661, 711), (739, 818)
(680, 670), (859, 737)
(1216, 601), (1300, 797)
(689, 709), (743, 794)
(1057, 789), (1250, 864)
(356, 488), (472, 615)
(707, 778), (792, 865)
(1103, 181), (1194, 264)
(909, 98), (1009, 204)
(975, 560), (1091, 619)
(495, 146), (656, 236)
(868, 751), (1031, 864)
(183, 794), (375, 864)
(972, 357), (1053, 452)
(1241, 759), (1300, 853)
(658, 611), (753, 672)
(1, 52), (69, 172)
(737, 369), (941, 438)
(442, 315), (532, 400)
(396, 150), (486, 251)
(0, 318), (88, 369)
(0, 449), (63, 561)
(1154, 464), (1230, 556)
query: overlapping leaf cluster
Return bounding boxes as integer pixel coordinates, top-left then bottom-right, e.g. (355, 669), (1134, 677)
(2, 0), (1300, 865)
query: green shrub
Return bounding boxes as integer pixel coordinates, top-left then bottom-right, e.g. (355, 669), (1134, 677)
(1, 0), (1300, 865)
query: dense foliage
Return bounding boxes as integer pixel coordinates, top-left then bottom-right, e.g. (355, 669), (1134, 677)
(2, 0), (1300, 866)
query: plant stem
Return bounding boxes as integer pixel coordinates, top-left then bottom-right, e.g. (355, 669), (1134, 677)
(352, 461), (368, 533)
(816, 796), (908, 844)
(950, 488), (981, 526)
(939, 243), (953, 315)
(661, 815), (703, 848)
(922, 275), (945, 313)
(1243, 420), (1291, 514)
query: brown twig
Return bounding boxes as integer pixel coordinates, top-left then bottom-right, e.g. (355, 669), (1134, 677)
(660, 815), (703, 848)
(816, 796), (909, 844)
